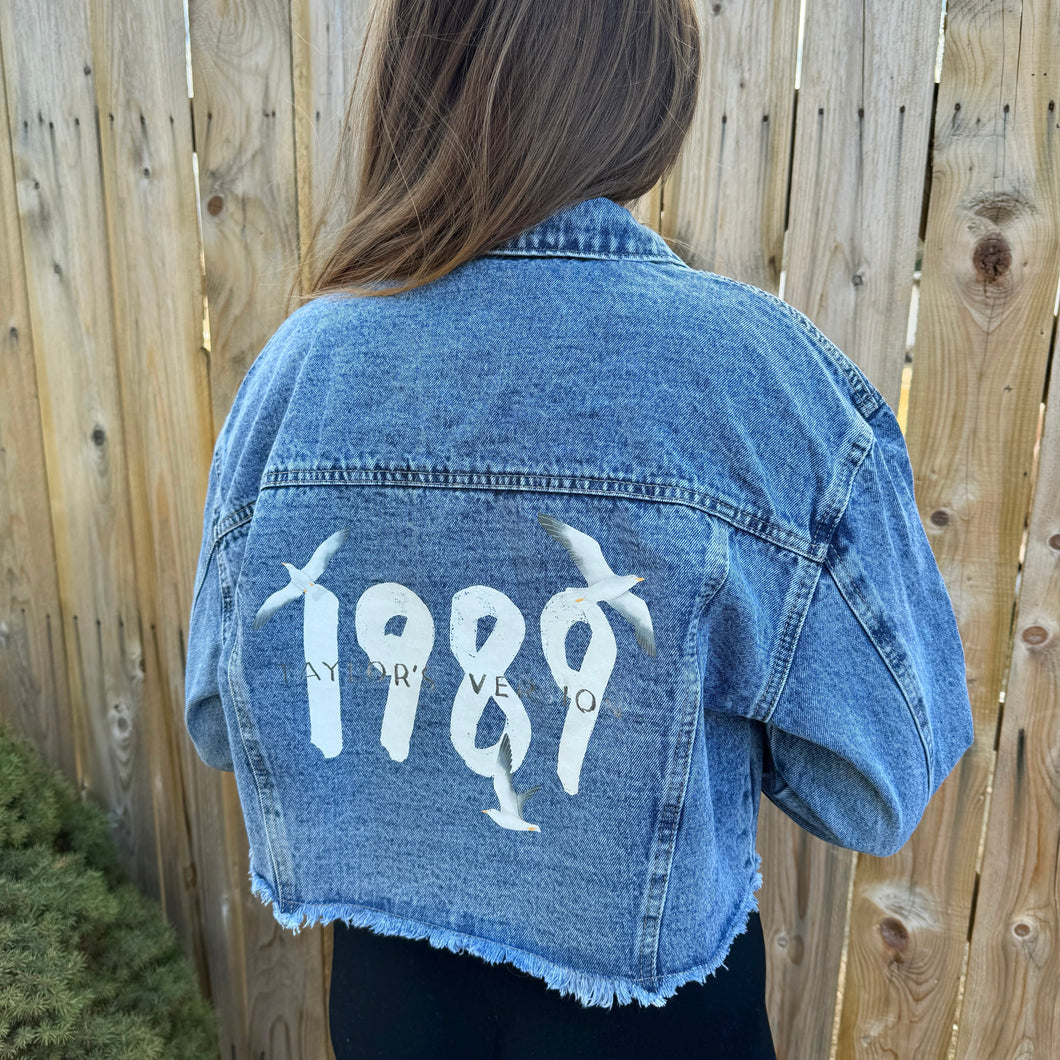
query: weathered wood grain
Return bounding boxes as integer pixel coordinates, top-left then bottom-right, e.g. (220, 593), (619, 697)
(0, 0), (156, 889)
(0, 7), (73, 773)
(792, 1), (965, 1056)
(89, 0), (245, 1040)
(188, 0), (330, 1055)
(840, 0), (1059, 1056)
(662, 0), (801, 296)
(946, 0), (1060, 1052)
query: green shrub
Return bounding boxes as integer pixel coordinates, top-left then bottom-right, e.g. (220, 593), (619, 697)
(0, 722), (219, 1059)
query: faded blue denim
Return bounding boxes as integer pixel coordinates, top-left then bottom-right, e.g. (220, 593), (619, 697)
(184, 196), (975, 1008)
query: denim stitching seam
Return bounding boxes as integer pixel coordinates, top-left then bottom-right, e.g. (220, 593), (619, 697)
(221, 530), (290, 909)
(259, 469), (825, 562)
(635, 532), (725, 986)
(825, 547), (934, 793)
(480, 248), (685, 265)
(756, 557), (824, 726)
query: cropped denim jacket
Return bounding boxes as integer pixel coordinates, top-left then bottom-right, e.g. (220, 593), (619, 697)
(184, 195), (975, 1008)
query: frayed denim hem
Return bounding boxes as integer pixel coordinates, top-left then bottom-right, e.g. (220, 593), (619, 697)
(249, 865), (765, 1010)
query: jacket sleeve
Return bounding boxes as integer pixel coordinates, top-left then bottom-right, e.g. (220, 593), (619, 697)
(184, 437), (236, 772)
(181, 303), (327, 772)
(760, 397), (975, 857)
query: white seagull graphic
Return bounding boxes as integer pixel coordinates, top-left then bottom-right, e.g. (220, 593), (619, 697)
(537, 512), (656, 656)
(482, 731), (542, 832)
(252, 526), (350, 630)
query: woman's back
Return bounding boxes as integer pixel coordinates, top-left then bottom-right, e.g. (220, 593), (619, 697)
(184, 0), (974, 1048)
(186, 196), (973, 1013)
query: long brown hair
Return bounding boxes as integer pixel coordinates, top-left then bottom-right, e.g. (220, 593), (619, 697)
(288, 0), (701, 310)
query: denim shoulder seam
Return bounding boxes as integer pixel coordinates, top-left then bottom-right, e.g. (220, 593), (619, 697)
(207, 303), (332, 545)
(741, 285), (885, 421)
(782, 304), (884, 421)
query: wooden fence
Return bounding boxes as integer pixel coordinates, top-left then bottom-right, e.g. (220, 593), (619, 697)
(1, 0), (1057, 1056)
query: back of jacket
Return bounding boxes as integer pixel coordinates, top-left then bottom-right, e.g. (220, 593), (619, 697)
(184, 196), (975, 1008)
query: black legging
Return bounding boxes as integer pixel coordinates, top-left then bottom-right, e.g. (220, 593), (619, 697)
(329, 910), (777, 1059)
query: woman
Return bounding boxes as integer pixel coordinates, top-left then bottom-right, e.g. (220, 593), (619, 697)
(184, 0), (974, 1056)
(299, 2), (774, 1053)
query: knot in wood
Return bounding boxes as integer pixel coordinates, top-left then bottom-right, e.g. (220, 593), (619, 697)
(879, 917), (909, 954)
(773, 932), (804, 963)
(973, 234), (1011, 281)
(930, 509), (950, 527)
(1021, 625), (1049, 646)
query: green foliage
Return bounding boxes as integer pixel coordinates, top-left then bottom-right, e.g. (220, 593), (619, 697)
(0, 723), (219, 1059)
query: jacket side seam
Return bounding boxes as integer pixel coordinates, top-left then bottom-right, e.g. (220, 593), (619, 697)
(214, 502), (255, 543)
(190, 536), (218, 612)
(635, 536), (726, 986)
(223, 545), (293, 908)
(191, 446), (226, 606)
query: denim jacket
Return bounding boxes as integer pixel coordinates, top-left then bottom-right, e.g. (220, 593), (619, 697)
(184, 195), (975, 1008)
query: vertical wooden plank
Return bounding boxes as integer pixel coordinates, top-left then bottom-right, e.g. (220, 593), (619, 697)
(839, 0), (1060, 1055)
(955, 340), (1058, 1054)
(290, 0), (376, 307)
(85, 0), (242, 1043)
(189, 0), (303, 422)
(0, 21), (74, 770)
(946, 0), (1060, 1054)
(788, 0), (941, 419)
(189, 0), (329, 1055)
(0, 0), (158, 881)
(661, 0), (801, 295)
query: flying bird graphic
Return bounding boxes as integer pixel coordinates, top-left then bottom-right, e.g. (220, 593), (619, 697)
(252, 526), (350, 630)
(537, 512), (656, 656)
(482, 731), (542, 832)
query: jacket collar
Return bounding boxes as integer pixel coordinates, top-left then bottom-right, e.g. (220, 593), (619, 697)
(482, 195), (686, 266)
